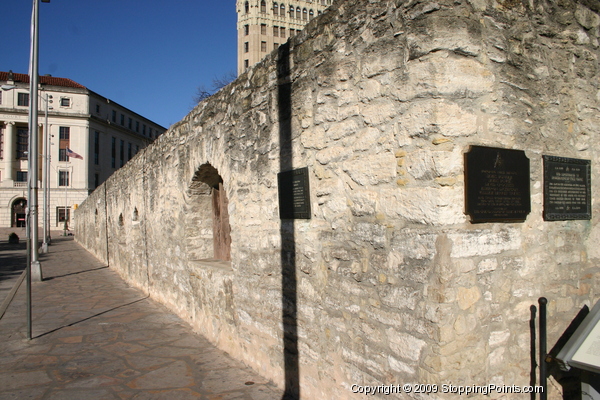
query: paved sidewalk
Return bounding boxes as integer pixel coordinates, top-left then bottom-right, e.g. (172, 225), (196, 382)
(0, 236), (284, 400)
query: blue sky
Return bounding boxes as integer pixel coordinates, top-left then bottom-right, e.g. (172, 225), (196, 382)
(0, 1), (238, 128)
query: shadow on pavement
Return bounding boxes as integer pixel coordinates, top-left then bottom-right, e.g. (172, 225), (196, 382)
(34, 296), (149, 339)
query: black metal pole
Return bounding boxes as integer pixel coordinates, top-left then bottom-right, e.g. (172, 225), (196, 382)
(539, 297), (548, 400)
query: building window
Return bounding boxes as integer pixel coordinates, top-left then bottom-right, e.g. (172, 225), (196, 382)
(59, 127), (70, 162)
(120, 114), (125, 126)
(261, 24), (267, 35)
(273, 2), (278, 15)
(244, 59), (249, 69)
(309, 9), (314, 19)
(135, 121), (139, 132)
(17, 128), (28, 159)
(280, 3), (285, 16)
(94, 173), (99, 189)
(120, 140), (124, 167)
(281, 27), (286, 37)
(244, 24), (249, 35)
(303, 8), (308, 20)
(289, 5), (294, 17)
(143, 124), (146, 136)
(59, 170), (69, 187)
(94, 131), (100, 165)
(244, 42), (249, 53)
(297, 7), (301, 18)
(0, 91), (3, 105)
(18, 93), (29, 107)
(128, 142), (132, 161)
(274, 43), (279, 50)
(16, 171), (27, 183)
(244, 1), (249, 13)
(261, 41), (267, 52)
(112, 110), (117, 123)
(96, 104), (100, 114)
(57, 206), (70, 223)
(261, 0), (266, 13)
(0, 127), (3, 160)
(273, 25), (279, 36)
(128, 118), (132, 130)
(135, 145), (139, 155)
(60, 97), (71, 107)
(111, 137), (116, 168)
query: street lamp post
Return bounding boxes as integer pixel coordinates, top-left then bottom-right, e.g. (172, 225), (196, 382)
(23, 0), (50, 339)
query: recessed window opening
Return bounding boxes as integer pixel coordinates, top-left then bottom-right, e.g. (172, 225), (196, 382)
(186, 163), (231, 262)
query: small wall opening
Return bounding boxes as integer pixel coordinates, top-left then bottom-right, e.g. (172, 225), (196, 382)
(186, 163), (231, 262)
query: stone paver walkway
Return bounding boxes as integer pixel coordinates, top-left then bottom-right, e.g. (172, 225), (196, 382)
(0, 236), (284, 400)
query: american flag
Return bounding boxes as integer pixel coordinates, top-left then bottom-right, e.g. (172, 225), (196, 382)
(66, 148), (83, 160)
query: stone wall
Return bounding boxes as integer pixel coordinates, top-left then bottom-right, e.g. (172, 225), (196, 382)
(77, 0), (600, 398)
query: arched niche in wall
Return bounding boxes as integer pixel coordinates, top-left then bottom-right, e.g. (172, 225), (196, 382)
(185, 163), (231, 263)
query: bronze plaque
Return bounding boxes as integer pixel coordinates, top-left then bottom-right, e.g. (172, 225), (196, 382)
(543, 156), (591, 221)
(465, 146), (531, 222)
(278, 167), (311, 219)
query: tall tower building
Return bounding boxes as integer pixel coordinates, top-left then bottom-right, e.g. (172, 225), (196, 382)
(236, 0), (332, 76)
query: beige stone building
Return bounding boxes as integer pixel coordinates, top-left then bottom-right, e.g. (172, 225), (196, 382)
(0, 71), (165, 228)
(236, 0), (331, 75)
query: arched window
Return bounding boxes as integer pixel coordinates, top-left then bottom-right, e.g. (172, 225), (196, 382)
(273, 2), (278, 15)
(296, 7), (301, 19)
(309, 9), (314, 19)
(289, 5), (294, 18)
(303, 8), (307, 20)
(186, 163), (231, 262)
(261, 0), (266, 13)
(245, 1), (249, 13)
(280, 3), (285, 17)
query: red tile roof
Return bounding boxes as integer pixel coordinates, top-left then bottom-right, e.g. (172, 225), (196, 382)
(0, 71), (86, 89)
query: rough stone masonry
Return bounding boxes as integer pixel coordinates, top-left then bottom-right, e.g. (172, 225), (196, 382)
(76, 0), (600, 398)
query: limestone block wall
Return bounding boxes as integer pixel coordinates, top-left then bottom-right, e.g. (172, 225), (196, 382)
(77, 0), (600, 398)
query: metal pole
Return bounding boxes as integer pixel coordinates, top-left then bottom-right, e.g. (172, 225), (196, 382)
(41, 93), (50, 253)
(539, 297), (548, 400)
(45, 102), (51, 245)
(27, 0), (42, 281)
(63, 165), (68, 235)
(26, 212), (32, 340)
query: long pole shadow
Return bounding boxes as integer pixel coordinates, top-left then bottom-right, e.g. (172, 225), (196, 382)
(33, 296), (149, 339)
(278, 42), (300, 400)
(43, 266), (109, 280)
